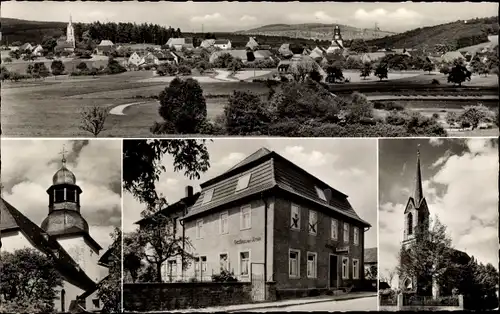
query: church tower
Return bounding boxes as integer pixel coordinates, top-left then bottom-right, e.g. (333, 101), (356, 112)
(41, 147), (102, 282)
(66, 15), (76, 48)
(333, 25), (343, 48)
(400, 146), (431, 293)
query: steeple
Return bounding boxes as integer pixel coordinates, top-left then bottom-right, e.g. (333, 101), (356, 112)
(414, 145), (424, 206)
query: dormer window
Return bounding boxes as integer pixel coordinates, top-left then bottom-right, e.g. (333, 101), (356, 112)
(315, 186), (327, 201)
(202, 188), (214, 204)
(236, 173), (252, 191)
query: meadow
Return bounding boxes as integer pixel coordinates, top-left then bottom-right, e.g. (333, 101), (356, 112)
(1, 68), (498, 137)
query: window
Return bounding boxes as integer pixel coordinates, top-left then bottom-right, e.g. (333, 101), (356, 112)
(407, 213), (413, 235)
(220, 212), (229, 234)
(331, 219), (338, 240)
(342, 257), (349, 279)
(173, 217), (178, 236)
(308, 210), (317, 235)
(354, 227), (359, 246)
(240, 206), (252, 230)
(240, 251), (250, 276)
(343, 223), (349, 243)
(66, 188), (76, 202)
(194, 257), (200, 274)
(168, 260), (177, 279)
(352, 259), (359, 279)
(54, 188), (65, 202)
(196, 219), (203, 239)
(201, 256), (207, 272)
(219, 253), (229, 271)
(315, 186), (327, 201)
(235, 173), (252, 191)
(290, 204), (300, 230)
(307, 252), (317, 278)
(202, 188), (214, 204)
(289, 249), (300, 278)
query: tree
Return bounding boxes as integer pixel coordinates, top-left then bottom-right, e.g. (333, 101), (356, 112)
(9, 49), (21, 60)
(290, 60), (316, 82)
(349, 39), (369, 54)
(33, 62), (50, 79)
(41, 37), (58, 53)
(365, 265), (378, 280)
(3, 57), (12, 63)
(447, 62), (471, 86)
(423, 60), (434, 74)
(123, 232), (144, 283)
(79, 105), (109, 137)
(459, 104), (494, 130)
(360, 62), (372, 80)
(122, 139), (210, 205)
(26, 64), (34, 76)
(0, 248), (63, 313)
(445, 111), (459, 127)
(325, 65), (344, 83)
(398, 216), (454, 296)
(339, 92), (374, 123)
(224, 90), (274, 135)
(156, 77), (207, 134)
(309, 69), (323, 82)
(228, 58), (243, 74)
(76, 61), (88, 71)
(97, 228), (122, 313)
(375, 64), (388, 81)
(51, 60), (65, 77)
(105, 57), (127, 75)
(133, 198), (195, 283)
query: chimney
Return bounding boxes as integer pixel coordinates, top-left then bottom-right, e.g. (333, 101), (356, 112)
(185, 185), (194, 198)
(324, 188), (333, 205)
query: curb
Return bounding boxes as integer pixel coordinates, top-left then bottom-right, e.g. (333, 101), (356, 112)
(225, 293), (377, 312)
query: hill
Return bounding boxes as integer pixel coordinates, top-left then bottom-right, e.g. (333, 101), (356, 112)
(1, 18), (67, 44)
(236, 23), (396, 41)
(365, 16), (499, 50)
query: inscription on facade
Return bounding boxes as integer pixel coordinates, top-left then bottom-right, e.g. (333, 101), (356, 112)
(234, 237), (262, 245)
(325, 244), (349, 254)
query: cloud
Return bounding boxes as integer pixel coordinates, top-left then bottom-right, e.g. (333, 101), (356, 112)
(191, 12), (224, 23)
(429, 138), (444, 146)
(281, 146), (338, 167)
(288, 11), (339, 24)
(213, 152), (246, 168)
(240, 15), (257, 22)
(380, 140), (498, 283)
(353, 7), (424, 29)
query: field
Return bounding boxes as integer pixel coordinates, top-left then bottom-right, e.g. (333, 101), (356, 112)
(1, 69), (498, 137)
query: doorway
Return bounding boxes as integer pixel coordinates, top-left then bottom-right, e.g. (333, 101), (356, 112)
(329, 255), (338, 289)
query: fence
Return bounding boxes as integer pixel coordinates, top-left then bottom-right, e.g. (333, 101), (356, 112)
(163, 267), (250, 283)
(403, 294), (460, 306)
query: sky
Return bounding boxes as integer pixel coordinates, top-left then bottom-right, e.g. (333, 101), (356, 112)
(379, 138), (499, 286)
(1, 139), (122, 251)
(2, 1), (498, 33)
(123, 138), (378, 249)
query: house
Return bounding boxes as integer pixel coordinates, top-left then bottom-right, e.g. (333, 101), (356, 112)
(155, 51), (178, 64)
(246, 37), (259, 50)
(151, 147), (371, 299)
(32, 44), (44, 56)
(362, 52), (387, 63)
(54, 40), (75, 53)
(19, 43), (33, 52)
(441, 51), (464, 63)
(95, 40), (114, 55)
(128, 52), (143, 67)
(0, 156), (107, 312)
(364, 247), (377, 279)
(279, 43), (307, 58)
(214, 39), (232, 50)
(166, 38), (194, 51)
(209, 50), (250, 63)
(278, 55), (326, 81)
(309, 47), (326, 61)
(253, 50), (275, 62)
(139, 52), (160, 67)
(200, 39), (216, 49)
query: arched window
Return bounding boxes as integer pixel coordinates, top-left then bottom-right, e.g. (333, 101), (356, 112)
(407, 213), (413, 235)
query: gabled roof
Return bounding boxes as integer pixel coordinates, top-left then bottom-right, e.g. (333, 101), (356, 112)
(200, 39), (216, 48)
(364, 247), (377, 264)
(184, 148), (370, 227)
(254, 50), (273, 59)
(20, 43), (33, 50)
(135, 192), (201, 226)
(98, 40), (114, 46)
(0, 198), (96, 291)
(441, 51), (464, 62)
(214, 39), (230, 45)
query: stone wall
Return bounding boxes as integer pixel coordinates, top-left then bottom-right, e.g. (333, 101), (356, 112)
(123, 282), (253, 311)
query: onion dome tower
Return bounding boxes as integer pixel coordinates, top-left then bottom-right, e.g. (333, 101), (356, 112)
(41, 147), (89, 235)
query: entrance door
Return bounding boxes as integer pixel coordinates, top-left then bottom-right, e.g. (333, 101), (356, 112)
(251, 263), (266, 302)
(329, 255), (338, 289)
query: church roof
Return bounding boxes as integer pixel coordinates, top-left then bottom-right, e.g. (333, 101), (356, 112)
(414, 149), (424, 206)
(53, 164), (76, 185)
(0, 198), (97, 291)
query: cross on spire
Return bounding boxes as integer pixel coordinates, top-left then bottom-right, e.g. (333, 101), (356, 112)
(414, 144), (423, 205)
(59, 145), (68, 165)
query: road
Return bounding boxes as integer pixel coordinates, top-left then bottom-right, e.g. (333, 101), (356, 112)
(245, 296), (378, 312)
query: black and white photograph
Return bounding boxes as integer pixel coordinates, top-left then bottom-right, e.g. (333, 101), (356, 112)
(1, 1), (498, 138)
(122, 139), (378, 312)
(378, 138), (499, 311)
(0, 140), (122, 313)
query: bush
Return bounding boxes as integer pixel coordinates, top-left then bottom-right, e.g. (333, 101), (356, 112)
(405, 112), (447, 136)
(76, 62), (88, 71)
(105, 57), (127, 74)
(224, 91), (274, 135)
(432, 79), (440, 85)
(211, 270), (238, 282)
(51, 60), (65, 76)
(178, 64), (192, 76)
(157, 63), (177, 76)
(459, 104), (495, 129)
(432, 113), (440, 119)
(386, 110), (410, 126)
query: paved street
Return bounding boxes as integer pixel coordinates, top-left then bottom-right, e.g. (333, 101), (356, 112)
(244, 296), (378, 312)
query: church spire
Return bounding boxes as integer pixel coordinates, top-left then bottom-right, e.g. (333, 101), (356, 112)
(414, 145), (424, 205)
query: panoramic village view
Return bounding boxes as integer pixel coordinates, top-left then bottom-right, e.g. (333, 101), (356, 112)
(0, 2), (498, 137)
